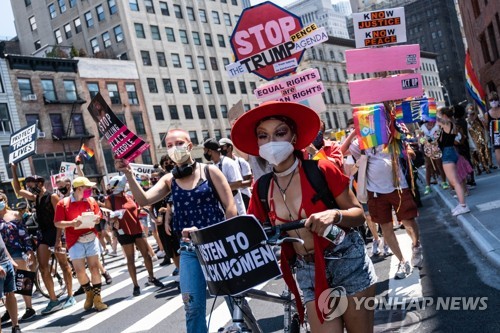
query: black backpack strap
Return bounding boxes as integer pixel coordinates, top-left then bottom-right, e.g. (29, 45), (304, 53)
(109, 194), (115, 212)
(302, 160), (338, 209)
(205, 165), (223, 208)
(256, 172), (273, 224)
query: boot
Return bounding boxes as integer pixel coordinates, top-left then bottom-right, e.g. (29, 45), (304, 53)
(93, 294), (108, 311)
(84, 290), (94, 311)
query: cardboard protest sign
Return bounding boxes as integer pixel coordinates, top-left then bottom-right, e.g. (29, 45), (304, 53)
(129, 163), (155, 177)
(345, 44), (420, 74)
(190, 215), (281, 296)
(88, 93), (150, 162)
(353, 104), (389, 149)
(9, 123), (38, 164)
(353, 7), (406, 48)
(14, 269), (35, 296)
(348, 73), (423, 104)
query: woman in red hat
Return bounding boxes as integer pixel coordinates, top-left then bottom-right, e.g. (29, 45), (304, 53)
(232, 101), (377, 333)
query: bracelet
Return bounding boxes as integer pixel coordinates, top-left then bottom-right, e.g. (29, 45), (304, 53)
(333, 209), (343, 225)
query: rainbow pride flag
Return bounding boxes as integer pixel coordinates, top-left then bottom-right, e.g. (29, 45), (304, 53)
(465, 49), (486, 112)
(395, 98), (437, 122)
(353, 104), (389, 150)
(492, 120), (500, 134)
(79, 143), (95, 160)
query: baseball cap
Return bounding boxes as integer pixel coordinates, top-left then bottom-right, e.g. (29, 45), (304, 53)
(72, 176), (96, 188)
(219, 138), (234, 147)
(203, 138), (220, 151)
(25, 175), (45, 183)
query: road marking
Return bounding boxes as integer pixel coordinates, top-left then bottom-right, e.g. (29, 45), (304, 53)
(121, 294), (184, 333)
(476, 200), (500, 212)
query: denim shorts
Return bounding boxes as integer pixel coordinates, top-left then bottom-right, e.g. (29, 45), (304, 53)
(68, 238), (100, 260)
(441, 146), (458, 164)
(295, 231), (377, 304)
(0, 261), (16, 297)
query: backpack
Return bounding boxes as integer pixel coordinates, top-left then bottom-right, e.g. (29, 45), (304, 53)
(256, 160), (338, 223)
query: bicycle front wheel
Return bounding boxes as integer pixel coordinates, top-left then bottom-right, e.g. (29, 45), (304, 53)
(35, 256), (67, 299)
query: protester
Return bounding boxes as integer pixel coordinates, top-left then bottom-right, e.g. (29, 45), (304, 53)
(484, 91), (500, 167)
(453, 104), (476, 187)
(467, 105), (492, 174)
(104, 175), (164, 296)
(11, 167), (74, 313)
(115, 129), (237, 333)
(0, 236), (21, 333)
(232, 101), (376, 332)
(304, 120), (344, 168)
(54, 177), (107, 312)
(437, 107), (470, 216)
(419, 120), (448, 194)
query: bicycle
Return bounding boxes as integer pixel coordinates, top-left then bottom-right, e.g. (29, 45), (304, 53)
(31, 248), (68, 299)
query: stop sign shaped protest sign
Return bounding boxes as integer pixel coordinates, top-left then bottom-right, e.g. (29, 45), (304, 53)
(230, 1), (304, 81)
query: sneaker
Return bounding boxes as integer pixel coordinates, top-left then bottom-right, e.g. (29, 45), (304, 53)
(159, 258), (171, 266)
(172, 267), (180, 276)
(371, 239), (380, 256)
(411, 245), (423, 268)
(151, 255), (159, 262)
(383, 242), (392, 256)
(108, 251), (118, 257)
(74, 285), (85, 296)
(133, 286), (141, 297)
(424, 186), (431, 195)
(395, 261), (412, 279)
(21, 307), (36, 321)
(63, 296), (76, 309)
(147, 277), (164, 288)
(156, 250), (166, 259)
(41, 299), (63, 315)
(2, 310), (11, 323)
(441, 182), (450, 190)
(11, 325), (21, 333)
(452, 205), (470, 216)
(102, 271), (113, 285)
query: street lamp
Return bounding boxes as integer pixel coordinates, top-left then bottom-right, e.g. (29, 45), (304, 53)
(440, 84), (451, 106)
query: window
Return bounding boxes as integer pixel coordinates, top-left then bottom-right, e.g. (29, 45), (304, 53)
(116, 113), (126, 125)
(210, 57), (219, 70)
(239, 82), (247, 94)
(64, 24), (72, 39)
(231, 0), (238, 4)
(18, 79), (33, 98)
(214, 130), (222, 141)
(147, 78), (158, 93)
(85, 11), (94, 27)
(169, 105), (179, 120)
(107, 83), (120, 104)
(228, 81), (236, 94)
(183, 105), (193, 119)
(209, 105), (217, 119)
(222, 58), (230, 66)
(72, 114), (86, 135)
(189, 131), (199, 145)
(218, 35), (226, 47)
(165, 27), (175, 42)
(133, 113), (146, 135)
(215, 81), (224, 94)
(129, 0), (139, 11)
(224, 13), (232, 26)
(150, 25), (161, 40)
(193, 32), (201, 45)
(87, 82), (99, 99)
(328, 89), (334, 103)
(480, 33), (491, 63)
(197, 56), (206, 70)
(199, 9), (207, 22)
(177, 79), (187, 94)
(74, 18), (82, 34)
(157, 52), (167, 67)
(26, 114), (41, 131)
(49, 4), (57, 19)
(205, 33), (213, 46)
(163, 79), (173, 93)
(144, 0), (154, 13)
(96, 5), (105, 21)
(153, 106), (164, 120)
(334, 69), (340, 82)
(102, 32), (111, 48)
(212, 11), (220, 24)
(187, 7), (195, 21)
(141, 51), (151, 66)
(488, 23), (499, 61)
(58, 0), (66, 13)
(25, 0), (32, 6)
(159, 2), (169, 15)
(50, 114), (64, 138)
(338, 89), (345, 104)
(204, 81), (212, 94)
(158, 133), (167, 148)
(114, 25), (123, 42)
(179, 30), (188, 44)
(220, 105), (228, 118)
(172, 53), (181, 68)
(202, 130), (209, 140)
(29, 16), (37, 31)
(174, 5), (182, 18)
(472, 0), (480, 18)
(107, 0), (117, 14)
(185, 55), (194, 69)
(141, 148), (152, 164)
(197, 105), (206, 119)
(41, 79), (57, 101)
(135, 23), (145, 38)
(126, 83), (139, 105)
(191, 80), (200, 94)
(54, 29), (63, 44)
(249, 82), (256, 91)
(323, 68), (329, 81)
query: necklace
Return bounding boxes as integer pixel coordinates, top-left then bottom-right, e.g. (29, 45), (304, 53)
(273, 158), (299, 178)
(273, 168), (296, 203)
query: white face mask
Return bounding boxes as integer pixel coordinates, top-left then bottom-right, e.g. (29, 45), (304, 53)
(490, 100), (499, 108)
(167, 144), (190, 164)
(259, 141), (294, 166)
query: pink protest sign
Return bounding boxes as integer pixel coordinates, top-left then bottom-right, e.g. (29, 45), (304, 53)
(345, 44), (420, 74)
(348, 73), (423, 105)
(254, 68), (320, 100)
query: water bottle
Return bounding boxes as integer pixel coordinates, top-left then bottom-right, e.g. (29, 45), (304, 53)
(322, 225), (345, 245)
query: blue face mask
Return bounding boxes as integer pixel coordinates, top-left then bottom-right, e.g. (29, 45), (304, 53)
(0, 201), (6, 211)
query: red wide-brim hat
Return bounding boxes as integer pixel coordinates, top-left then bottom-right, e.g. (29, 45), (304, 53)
(231, 101), (320, 156)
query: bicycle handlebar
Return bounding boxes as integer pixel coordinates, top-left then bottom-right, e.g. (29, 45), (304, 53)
(266, 219), (306, 234)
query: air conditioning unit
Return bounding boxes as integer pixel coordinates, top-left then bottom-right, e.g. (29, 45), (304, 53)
(38, 131), (46, 138)
(28, 94), (37, 101)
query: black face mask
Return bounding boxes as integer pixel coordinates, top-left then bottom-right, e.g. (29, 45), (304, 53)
(203, 152), (212, 161)
(58, 187), (69, 195)
(220, 149), (229, 156)
(172, 161), (197, 179)
(312, 131), (324, 150)
(106, 189), (113, 195)
(165, 164), (174, 172)
(28, 186), (41, 195)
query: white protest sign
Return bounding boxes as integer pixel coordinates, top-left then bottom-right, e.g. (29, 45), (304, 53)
(60, 162), (77, 174)
(352, 7), (406, 48)
(9, 123), (38, 164)
(129, 163), (155, 177)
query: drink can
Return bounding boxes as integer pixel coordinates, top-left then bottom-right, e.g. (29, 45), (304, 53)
(322, 225), (345, 245)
